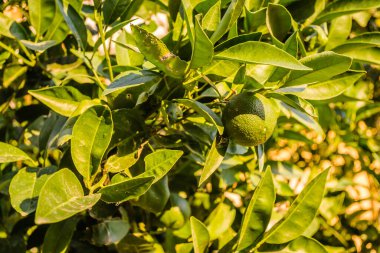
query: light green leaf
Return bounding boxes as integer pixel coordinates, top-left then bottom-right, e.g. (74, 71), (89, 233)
(356, 103), (380, 122)
(142, 149), (183, 184)
(332, 32), (380, 53)
(56, 0), (87, 50)
(237, 167), (275, 251)
(205, 202), (236, 240)
(199, 137), (226, 186)
(9, 167), (57, 216)
(214, 32), (262, 52)
(315, 0), (380, 24)
(42, 216), (79, 253)
(3, 65), (27, 89)
(202, 0), (220, 32)
(190, 217), (210, 253)
(283, 236), (328, 253)
(71, 105), (113, 180)
(102, 0), (131, 25)
(35, 169), (101, 224)
(20, 40), (57, 52)
(0, 142), (32, 163)
(210, 0), (245, 44)
(99, 176), (154, 203)
(285, 51), (352, 87)
(29, 86), (90, 117)
(339, 47), (380, 65)
(190, 15), (214, 69)
(279, 72), (364, 100)
(131, 25), (187, 78)
(0, 12), (27, 39)
(325, 15), (352, 50)
(215, 42), (311, 70)
(115, 30), (144, 67)
(28, 0), (55, 37)
(105, 152), (139, 173)
(175, 99), (223, 135)
(94, 19), (136, 50)
(263, 169), (330, 244)
(266, 3), (292, 42)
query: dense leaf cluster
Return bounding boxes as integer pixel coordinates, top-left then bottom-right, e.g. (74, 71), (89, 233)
(0, 0), (379, 252)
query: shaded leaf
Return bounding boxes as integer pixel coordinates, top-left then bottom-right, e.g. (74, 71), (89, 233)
(266, 3), (292, 42)
(103, 0), (131, 25)
(92, 219), (130, 245)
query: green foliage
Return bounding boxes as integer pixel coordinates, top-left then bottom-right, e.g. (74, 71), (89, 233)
(0, 0), (379, 252)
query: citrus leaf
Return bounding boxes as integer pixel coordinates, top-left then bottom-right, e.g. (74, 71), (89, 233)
(175, 98), (223, 135)
(29, 86), (90, 117)
(35, 169), (101, 224)
(205, 201), (236, 240)
(266, 3), (292, 42)
(131, 25), (187, 78)
(92, 219), (130, 245)
(99, 176), (154, 203)
(71, 105), (113, 180)
(285, 51), (353, 87)
(332, 32), (380, 53)
(202, 0), (220, 32)
(102, 0), (131, 25)
(237, 167), (275, 251)
(142, 149), (183, 184)
(190, 216), (210, 253)
(356, 103), (380, 122)
(0, 142), (33, 163)
(340, 47), (380, 65)
(199, 137), (226, 186)
(214, 32), (262, 52)
(215, 42), (311, 70)
(190, 15), (214, 69)
(28, 0), (55, 36)
(20, 40), (57, 52)
(263, 169), (330, 244)
(325, 15), (352, 50)
(283, 236), (328, 253)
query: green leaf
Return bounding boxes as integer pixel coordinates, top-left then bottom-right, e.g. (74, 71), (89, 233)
(99, 176), (154, 203)
(35, 169), (101, 224)
(237, 167), (275, 251)
(142, 149), (183, 184)
(356, 103), (380, 122)
(210, 0), (245, 44)
(56, 0), (87, 50)
(340, 47), (380, 65)
(29, 86), (90, 117)
(314, 0), (380, 24)
(92, 219), (130, 245)
(202, 0), (220, 32)
(190, 15), (214, 69)
(190, 216), (210, 253)
(71, 105), (113, 180)
(332, 32), (380, 53)
(284, 51), (353, 87)
(105, 152), (139, 173)
(131, 25), (187, 78)
(94, 19), (136, 50)
(325, 15), (352, 50)
(102, 0), (131, 25)
(0, 12), (27, 39)
(214, 32), (262, 52)
(199, 137), (226, 186)
(0, 142), (32, 163)
(115, 30), (144, 67)
(205, 201), (236, 240)
(175, 99), (223, 135)
(279, 72), (364, 100)
(215, 42), (311, 70)
(263, 169), (330, 244)
(3, 65), (27, 89)
(42, 216), (79, 253)
(28, 0), (55, 37)
(9, 167), (57, 216)
(102, 70), (161, 96)
(283, 236), (328, 253)
(20, 40), (57, 52)
(266, 3), (292, 42)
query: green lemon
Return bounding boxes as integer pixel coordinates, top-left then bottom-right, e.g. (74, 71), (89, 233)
(222, 92), (279, 146)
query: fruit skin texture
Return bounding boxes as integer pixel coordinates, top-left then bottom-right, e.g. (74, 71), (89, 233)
(222, 92), (279, 146)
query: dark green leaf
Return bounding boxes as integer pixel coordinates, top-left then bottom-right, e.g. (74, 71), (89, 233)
(266, 3), (292, 42)
(102, 0), (131, 25)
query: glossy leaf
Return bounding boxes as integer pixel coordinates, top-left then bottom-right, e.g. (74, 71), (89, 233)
(315, 0), (380, 24)
(142, 149), (183, 184)
(190, 15), (213, 69)
(115, 30), (144, 67)
(102, 0), (131, 25)
(28, 0), (55, 36)
(42, 217), (79, 253)
(92, 219), (130, 245)
(340, 47), (380, 65)
(237, 167), (275, 251)
(266, 3), (292, 42)
(29, 86), (90, 117)
(283, 236), (328, 253)
(9, 167), (56, 216)
(279, 72), (364, 100)
(199, 137), (226, 186)
(0, 142), (32, 163)
(205, 201), (236, 240)
(332, 32), (380, 53)
(263, 169), (330, 244)
(325, 15), (352, 50)
(190, 217), (210, 253)
(214, 32), (262, 52)
(285, 51), (352, 87)
(20, 40), (57, 52)
(71, 105), (113, 180)
(99, 176), (154, 203)
(202, 0), (220, 32)
(35, 169), (101, 224)
(215, 42), (311, 70)
(131, 25), (187, 78)
(175, 99), (223, 135)
(210, 0), (245, 44)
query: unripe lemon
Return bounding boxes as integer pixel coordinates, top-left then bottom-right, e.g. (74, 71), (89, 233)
(222, 92), (279, 146)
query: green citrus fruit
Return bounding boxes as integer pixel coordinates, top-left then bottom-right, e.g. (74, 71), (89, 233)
(222, 92), (279, 146)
